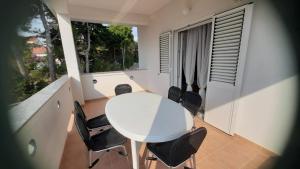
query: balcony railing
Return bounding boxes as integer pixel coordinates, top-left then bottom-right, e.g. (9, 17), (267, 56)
(81, 69), (148, 100)
(10, 75), (73, 169)
(9, 69), (149, 169)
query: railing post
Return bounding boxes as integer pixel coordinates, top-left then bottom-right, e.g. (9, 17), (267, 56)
(56, 13), (84, 104)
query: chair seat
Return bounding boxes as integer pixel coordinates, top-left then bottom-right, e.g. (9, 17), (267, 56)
(90, 128), (127, 151)
(86, 114), (110, 129)
(147, 141), (176, 167)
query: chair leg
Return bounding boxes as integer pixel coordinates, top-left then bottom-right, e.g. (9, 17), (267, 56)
(89, 150), (92, 167)
(118, 146), (128, 156)
(121, 146), (129, 159)
(192, 119), (196, 130)
(192, 154), (196, 169)
(145, 151), (157, 161)
(145, 149), (149, 167)
(121, 146), (131, 169)
(88, 150), (99, 168)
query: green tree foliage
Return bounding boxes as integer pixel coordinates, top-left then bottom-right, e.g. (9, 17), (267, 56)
(9, 4), (138, 103)
(9, 0), (67, 103)
(72, 22), (138, 73)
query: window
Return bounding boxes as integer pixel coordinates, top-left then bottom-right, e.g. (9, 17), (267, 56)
(71, 21), (139, 73)
(9, 0), (67, 104)
(159, 31), (172, 73)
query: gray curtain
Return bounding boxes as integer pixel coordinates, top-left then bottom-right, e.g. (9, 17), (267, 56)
(197, 23), (212, 110)
(183, 28), (198, 91)
(179, 31), (187, 87)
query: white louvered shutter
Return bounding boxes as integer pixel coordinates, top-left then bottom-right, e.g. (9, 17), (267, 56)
(204, 4), (253, 134)
(159, 32), (171, 73)
(209, 9), (245, 85)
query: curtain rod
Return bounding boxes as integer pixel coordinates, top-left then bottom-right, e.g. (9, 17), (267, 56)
(175, 18), (212, 33)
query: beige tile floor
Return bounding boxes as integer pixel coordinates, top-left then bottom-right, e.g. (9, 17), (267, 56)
(60, 98), (277, 169)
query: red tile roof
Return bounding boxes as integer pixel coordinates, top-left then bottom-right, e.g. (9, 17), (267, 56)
(32, 46), (47, 54)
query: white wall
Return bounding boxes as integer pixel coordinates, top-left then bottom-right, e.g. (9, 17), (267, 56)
(138, 0), (298, 154)
(234, 1), (298, 154)
(81, 70), (149, 100)
(11, 76), (74, 169)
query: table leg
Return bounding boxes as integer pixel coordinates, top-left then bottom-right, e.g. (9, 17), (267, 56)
(131, 140), (140, 169)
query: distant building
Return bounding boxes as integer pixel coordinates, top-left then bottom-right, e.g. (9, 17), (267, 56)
(26, 36), (37, 44)
(26, 36), (48, 61)
(32, 46), (47, 61)
(26, 36), (43, 45)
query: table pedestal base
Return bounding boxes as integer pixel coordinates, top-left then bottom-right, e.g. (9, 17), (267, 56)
(131, 140), (141, 169)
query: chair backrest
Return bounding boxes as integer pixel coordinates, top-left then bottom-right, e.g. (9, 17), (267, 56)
(74, 111), (92, 149)
(169, 127), (207, 167)
(168, 86), (182, 103)
(74, 101), (86, 121)
(182, 91), (202, 116)
(115, 84), (132, 96)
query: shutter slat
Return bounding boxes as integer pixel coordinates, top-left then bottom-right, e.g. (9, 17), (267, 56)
(216, 10), (244, 21)
(209, 77), (235, 84)
(214, 19), (243, 29)
(211, 66), (236, 71)
(213, 42), (240, 48)
(213, 46), (239, 51)
(214, 31), (242, 39)
(214, 27), (242, 36)
(213, 50), (239, 54)
(211, 69), (237, 74)
(211, 63), (237, 67)
(216, 15), (244, 25)
(211, 60), (238, 64)
(213, 53), (239, 57)
(211, 71), (235, 78)
(212, 57), (238, 61)
(210, 74), (236, 80)
(214, 23), (243, 33)
(214, 35), (241, 42)
(213, 39), (241, 45)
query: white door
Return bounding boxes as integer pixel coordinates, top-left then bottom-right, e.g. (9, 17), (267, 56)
(204, 4), (254, 135)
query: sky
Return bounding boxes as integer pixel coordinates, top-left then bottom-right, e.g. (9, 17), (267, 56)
(20, 18), (138, 42)
(132, 27), (138, 42)
(19, 18), (45, 37)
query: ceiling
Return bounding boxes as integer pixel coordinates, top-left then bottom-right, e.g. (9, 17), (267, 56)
(67, 0), (173, 15)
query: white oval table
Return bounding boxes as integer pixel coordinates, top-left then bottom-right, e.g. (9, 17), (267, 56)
(105, 92), (193, 169)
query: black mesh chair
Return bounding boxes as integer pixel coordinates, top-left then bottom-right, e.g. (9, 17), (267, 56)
(74, 111), (128, 168)
(182, 91), (202, 117)
(168, 86), (182, 103)
(115, 84), (132, 96)
(181, 92), (202, 128)
(146, 127), (207, 169)
(74, 101), (110, 131)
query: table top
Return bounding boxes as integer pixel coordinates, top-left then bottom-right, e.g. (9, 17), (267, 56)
(105, 92), (193, 142)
